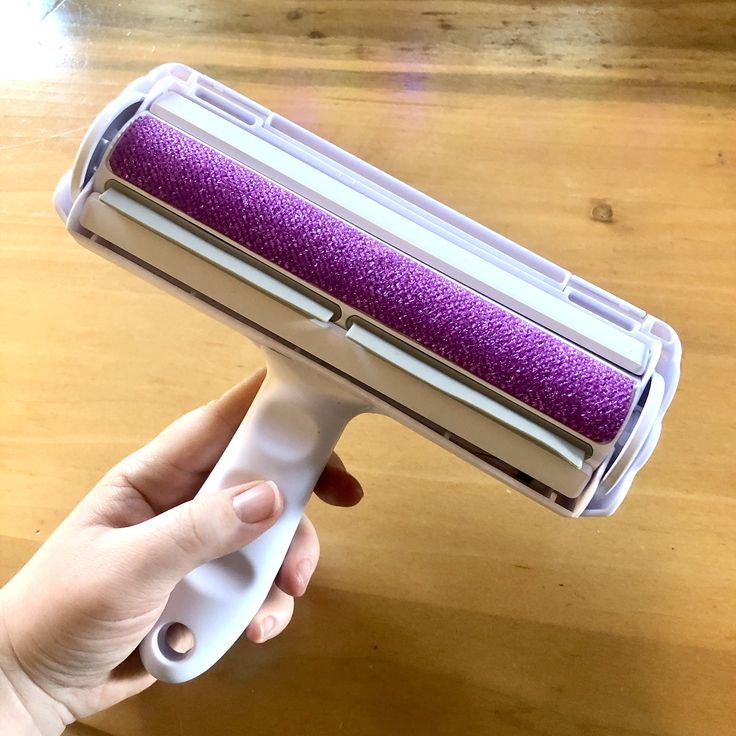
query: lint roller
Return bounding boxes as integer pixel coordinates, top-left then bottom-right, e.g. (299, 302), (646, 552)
(54, 64), (681, 683)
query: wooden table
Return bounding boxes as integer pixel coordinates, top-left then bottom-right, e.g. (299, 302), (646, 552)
(1, 2), (734, 734)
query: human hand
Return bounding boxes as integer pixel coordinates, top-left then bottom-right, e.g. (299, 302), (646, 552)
(0, 370), (362, 735)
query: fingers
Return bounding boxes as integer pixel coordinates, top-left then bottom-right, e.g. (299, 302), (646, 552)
(111, 371), (266, 512)
(275, 516), (319, 597)
(103, 368), (363, 518)
(314, 453), (363, 507)
(118, 480), (283, 590)
(245, 584), (294, 643)
(247, 515), (325, 642)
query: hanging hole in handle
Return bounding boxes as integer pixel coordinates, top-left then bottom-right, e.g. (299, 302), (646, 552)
(158, 623), (196, 661)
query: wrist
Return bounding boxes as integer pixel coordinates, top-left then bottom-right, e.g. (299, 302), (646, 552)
(0, 594), (67, 736)
(0, 665), (46, 736)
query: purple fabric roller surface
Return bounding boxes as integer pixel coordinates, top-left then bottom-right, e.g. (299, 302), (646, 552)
(108, 115), (635, 443)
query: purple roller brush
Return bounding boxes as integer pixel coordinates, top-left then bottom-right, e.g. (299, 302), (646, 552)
(55, 64), (681, 682)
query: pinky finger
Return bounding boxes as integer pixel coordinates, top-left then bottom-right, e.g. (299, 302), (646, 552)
(245, 584), (295, 643)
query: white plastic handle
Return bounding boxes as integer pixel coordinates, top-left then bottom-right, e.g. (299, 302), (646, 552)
(139, 349), (367, 682)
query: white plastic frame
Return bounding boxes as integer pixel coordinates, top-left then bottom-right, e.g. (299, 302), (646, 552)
(52, 63), (682, 681)
(54, 62), (681, 519)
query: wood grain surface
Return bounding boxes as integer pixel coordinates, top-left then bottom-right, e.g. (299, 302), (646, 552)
(1, 2), (735, 734)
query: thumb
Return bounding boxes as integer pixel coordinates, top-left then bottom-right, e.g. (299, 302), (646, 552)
(122, 480), (283, 590)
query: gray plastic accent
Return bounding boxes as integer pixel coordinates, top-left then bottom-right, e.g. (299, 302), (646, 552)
(99, 187), (338, 323)
(345, 321), (589, 469)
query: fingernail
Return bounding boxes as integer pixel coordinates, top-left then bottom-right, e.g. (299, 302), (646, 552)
(233, 481), (279, 523)
(296, 558), (314, 594)
(260, 616), (276, 641)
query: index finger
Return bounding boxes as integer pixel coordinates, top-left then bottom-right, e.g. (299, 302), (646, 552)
(112, 370), (266, 513)
(112, 370), (362, 514)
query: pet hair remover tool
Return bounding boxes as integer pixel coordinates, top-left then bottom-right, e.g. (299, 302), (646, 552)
(54, 64), (681, 683)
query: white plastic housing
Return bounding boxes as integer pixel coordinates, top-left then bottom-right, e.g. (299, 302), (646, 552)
(53, 64), (681, 681)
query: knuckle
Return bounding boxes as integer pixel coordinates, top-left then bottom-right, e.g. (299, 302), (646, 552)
(168, 502), (209, 561)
